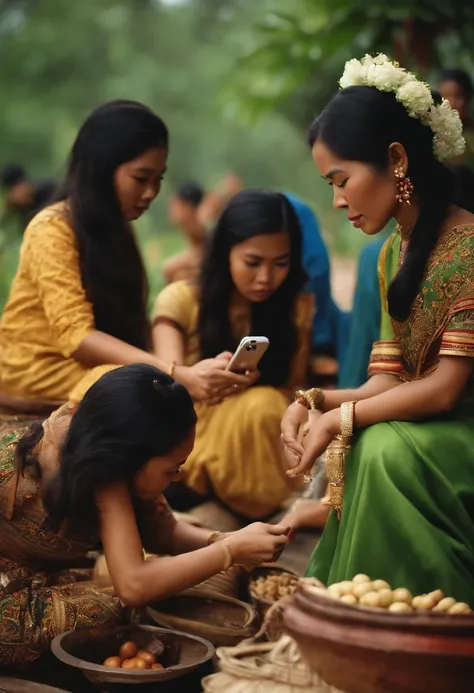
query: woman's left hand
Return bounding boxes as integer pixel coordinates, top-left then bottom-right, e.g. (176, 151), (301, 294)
(286, 408), (341, 479)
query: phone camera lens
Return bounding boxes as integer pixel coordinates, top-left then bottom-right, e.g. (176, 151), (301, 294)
(246, 345), (252, 351)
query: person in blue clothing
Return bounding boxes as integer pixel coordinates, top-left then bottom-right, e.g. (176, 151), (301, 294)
(283, 193), (350, 368)
(337, 233), (388, 388)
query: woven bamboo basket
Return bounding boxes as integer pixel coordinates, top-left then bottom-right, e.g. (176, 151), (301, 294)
(146, 588), (258, 646)
(248, 566), (299, 621)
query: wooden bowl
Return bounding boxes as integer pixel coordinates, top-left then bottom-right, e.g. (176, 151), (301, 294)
(249, 566), (298, 620)
(146, 588), (258, 646)
(284, 586), (474, 693)
(51, 624), (214, 686)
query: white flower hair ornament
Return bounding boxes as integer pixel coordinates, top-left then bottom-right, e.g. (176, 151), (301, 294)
(339, 54), (465, 162)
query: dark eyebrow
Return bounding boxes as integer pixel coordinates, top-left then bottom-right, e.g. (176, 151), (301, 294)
(244, 252), (290, 261)
(134, 166), (167, 175)
(323, 168), (344, 180)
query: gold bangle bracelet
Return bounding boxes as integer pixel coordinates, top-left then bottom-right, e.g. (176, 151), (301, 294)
(295, 387), (325, 411)
(219, 542), (233, 571)
(207, 531), (222, 545)
(340, 401), (357, 437)
(168, 361), (177, 378)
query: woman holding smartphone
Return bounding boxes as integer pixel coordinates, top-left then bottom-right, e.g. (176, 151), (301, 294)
(153, 189), (313, 520)
(0, 100), (248, 409)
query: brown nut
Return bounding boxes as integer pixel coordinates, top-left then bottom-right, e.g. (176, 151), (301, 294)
(391, 588), (412, 605)
(433, 597), (457, 612)
(426, 590), (444, 606)
(352, 574), (371, 585)
(448, 602), (472, 615)
(340, 594), (358, 605)
(377, 588), (394, 608)
(353, 582), (374, 599)
(359, 591), (381, 608)
(338, 580), (355, 596)
(389, 602), (413, 613)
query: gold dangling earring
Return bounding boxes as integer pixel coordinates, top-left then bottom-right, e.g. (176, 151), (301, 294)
(394, 166), (414, 205)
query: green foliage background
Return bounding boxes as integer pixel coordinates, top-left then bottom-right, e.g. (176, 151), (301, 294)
(0, 0), (471, 309)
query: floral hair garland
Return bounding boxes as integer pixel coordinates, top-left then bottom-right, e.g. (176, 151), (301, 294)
(339, 54), (465, 162)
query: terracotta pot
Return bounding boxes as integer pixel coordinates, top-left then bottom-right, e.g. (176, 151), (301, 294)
(284, 587), (474, 693)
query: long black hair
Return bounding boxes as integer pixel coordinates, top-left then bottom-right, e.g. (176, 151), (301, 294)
(55, 100), (169, 350)
(197, 188), (307, 386)
(41, 364), (196, 532)
(308, 86), (455, 322)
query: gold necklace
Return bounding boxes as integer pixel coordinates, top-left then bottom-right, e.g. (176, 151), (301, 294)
(396, 223), (412, 241)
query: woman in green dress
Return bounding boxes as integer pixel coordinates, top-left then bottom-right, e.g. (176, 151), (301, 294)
(281, 54), (474, 604)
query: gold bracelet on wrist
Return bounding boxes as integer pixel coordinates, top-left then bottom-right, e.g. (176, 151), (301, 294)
(168, 361), (177, 378)
(219, 542), (233, 571)
(295, 387), (325, 411)
(340, 401), (357, 437)
(207, 530), (222, 545)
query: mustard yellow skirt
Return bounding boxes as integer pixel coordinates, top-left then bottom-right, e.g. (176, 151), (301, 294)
(182, 386), (294, 519)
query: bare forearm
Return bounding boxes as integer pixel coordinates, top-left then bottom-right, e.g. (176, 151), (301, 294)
(322, 374), (401, 411)
(282, 501), (330, 529)
(73, 330), (170, 371)
(169, 521), (215, 554)
(353, 362), (473, 429)
(117, 544), (227, 606)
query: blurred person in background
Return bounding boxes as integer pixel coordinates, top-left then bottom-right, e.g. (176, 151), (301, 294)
(163, 181), (207, 284)
(0, 163), (56, 231)
(284, 192), (350, 382)
(0, 100), (251, 410)
(153, 188), (312, 521)
(439, 68), (474, 167)
(197, 173), (244, 229)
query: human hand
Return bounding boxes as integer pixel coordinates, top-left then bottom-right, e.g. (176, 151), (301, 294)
(226, 522), (291, 566)
(281, 401), (318, 470)
(175, 353), (259, 402)
(286, 409), (340, 479)
(197, 190), (226, 227)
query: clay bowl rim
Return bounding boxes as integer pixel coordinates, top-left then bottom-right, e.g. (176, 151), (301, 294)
(296, 586), (474, 633)
(51, 623), (215, 684)
(249, 566), (299, 607)
(146, 587), (258, 632)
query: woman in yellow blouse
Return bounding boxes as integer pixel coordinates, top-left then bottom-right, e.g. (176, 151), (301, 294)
(153, 189), (313, 519)
(0, 100), (252, 406)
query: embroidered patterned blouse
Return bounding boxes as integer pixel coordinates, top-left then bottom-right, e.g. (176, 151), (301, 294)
(369, 224), (474, 381)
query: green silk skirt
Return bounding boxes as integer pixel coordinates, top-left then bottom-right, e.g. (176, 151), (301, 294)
(305, 405), (474, 604)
